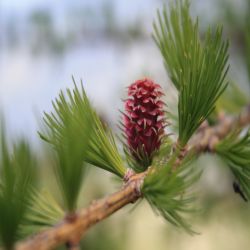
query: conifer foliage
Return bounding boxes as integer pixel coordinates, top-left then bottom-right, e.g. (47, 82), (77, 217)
(1, 0), (250, 249)
(153, 0), (229, 146)
(216, 130), (250, 200)
(0, 125), (37, 249)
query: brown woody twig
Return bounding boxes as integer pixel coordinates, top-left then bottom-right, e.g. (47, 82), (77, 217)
(15, 105), (250, 250)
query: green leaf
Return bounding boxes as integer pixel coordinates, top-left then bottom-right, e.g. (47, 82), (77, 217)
(151, 136), (173, 168)
(39, 79), (126, 210)
(0, 125), (37, 249)
(39, 81), (93, 211)
(19, 189), (64, 239)
(142, 153), (201, 234)
(121, 134), (171, 173)
(85, 108), (126, 178)
(215, 129), (250, 200)
(122, 142), (152, 173)
(153, 0), (229, 146)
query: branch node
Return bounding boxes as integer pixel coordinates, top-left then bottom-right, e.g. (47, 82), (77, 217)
(123, 168), (135, 183)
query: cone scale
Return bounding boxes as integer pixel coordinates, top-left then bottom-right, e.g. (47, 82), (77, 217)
(123, 78), (166, 170)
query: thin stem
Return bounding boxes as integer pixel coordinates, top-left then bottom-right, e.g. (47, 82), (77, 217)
(15, 105), (250, 250)
(16, 174), (143, 250)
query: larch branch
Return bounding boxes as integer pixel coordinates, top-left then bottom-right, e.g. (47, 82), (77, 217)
(15, 105), (250, 250)
(16, 173), (144, 250)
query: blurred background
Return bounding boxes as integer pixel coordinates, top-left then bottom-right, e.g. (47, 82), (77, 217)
(1, 0), (250, 249)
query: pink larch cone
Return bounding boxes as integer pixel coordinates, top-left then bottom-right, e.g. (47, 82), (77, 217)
(123, 78), (166, 169)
